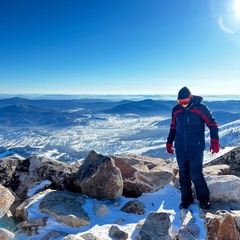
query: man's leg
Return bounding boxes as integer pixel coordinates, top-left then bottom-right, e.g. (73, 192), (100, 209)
(176, 148), (194, 208)
(188, 149), (210, 205)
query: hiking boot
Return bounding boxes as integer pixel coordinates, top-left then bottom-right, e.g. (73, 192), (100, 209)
(179, 198), (194, 210)
(199, 201), (210, 209)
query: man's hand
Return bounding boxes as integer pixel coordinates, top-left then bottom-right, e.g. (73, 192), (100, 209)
(166, 143), (174, 154)
(210, 139), (220, 153)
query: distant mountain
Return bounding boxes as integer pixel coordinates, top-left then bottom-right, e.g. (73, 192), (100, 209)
(103, 99), (173, 116)
(212, 111), (240, 126)
(0, 97), (129, 112)
(0, 104), (89, 127)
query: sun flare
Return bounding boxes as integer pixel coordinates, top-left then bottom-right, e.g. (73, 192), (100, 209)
(234, 0), (240, 19)
(211, 0), (240, 33)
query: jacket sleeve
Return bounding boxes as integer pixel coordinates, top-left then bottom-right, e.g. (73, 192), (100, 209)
(201, 105), (219, 140)
(167, 110), (176, 144)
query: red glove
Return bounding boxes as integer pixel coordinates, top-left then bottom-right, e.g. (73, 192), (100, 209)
(166, 143), (174, 154)
(210, 139), (220, 153)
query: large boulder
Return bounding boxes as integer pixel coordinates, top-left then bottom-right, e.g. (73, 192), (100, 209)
(74, 150), (123, 200)
(111, 154), (174, 197)
(0, 155), (78, 199)
(0, 155), (28, 190)
(27, 155), (78, 192)
(206, 175), (240, 209)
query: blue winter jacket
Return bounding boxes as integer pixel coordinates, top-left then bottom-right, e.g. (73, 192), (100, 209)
(167, 95), (219, 151)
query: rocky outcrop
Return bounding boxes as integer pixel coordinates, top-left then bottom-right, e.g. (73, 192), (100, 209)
(205, 146), (240, 175)
(74, 150), (123, 200)
(1, 149), (240, 239)
(112, 154), (175, 197)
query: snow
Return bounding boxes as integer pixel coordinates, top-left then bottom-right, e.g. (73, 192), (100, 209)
(14, 182), (208, 240)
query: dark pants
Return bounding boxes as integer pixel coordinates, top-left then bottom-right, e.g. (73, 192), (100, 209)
(176, 148), (209, 203)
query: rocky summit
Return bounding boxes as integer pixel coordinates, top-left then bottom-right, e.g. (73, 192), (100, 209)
(0, 146), (240, 239)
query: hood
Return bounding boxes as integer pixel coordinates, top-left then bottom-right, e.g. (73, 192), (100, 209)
(184, 95), (203, 109)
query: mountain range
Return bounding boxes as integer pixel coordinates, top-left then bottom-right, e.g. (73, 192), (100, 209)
(0, 97), (239, 163)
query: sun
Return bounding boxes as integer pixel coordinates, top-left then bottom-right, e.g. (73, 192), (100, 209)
(211, 0), (240, 34)
(233, 0), (240, 19)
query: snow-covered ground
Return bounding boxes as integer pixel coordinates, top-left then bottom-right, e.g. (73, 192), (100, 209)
(0, 113), (239, 163)
(14, 182), (207, 240)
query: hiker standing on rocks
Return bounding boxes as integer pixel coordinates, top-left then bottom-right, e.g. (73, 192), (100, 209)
(166, 86), (220, 209)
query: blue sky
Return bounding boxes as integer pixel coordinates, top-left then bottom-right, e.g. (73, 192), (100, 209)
(0, 0), (240, 95)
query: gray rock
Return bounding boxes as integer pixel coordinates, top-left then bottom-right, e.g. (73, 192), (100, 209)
(81, 232), (101, 240)
(203, 164), (231, 175)
(204, 146), (240, 174)
(39, 190), (90, 228)
(177, 210), (200, 239)
(41, 230), (68, 240)
(206, 175), (240, 209)
(93, 203), (109, 217)
(139, 212), (175, 240)
(109, 225), (128, 240)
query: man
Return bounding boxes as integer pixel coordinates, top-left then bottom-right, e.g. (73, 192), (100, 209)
(166, 86), (219, 209)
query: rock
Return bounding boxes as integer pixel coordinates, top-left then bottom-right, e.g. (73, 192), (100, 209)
(204, 146), (240, 174)
(0, 155), (26, 186)
(112, 154), (174, 197)
(204, 210), (240, 240)
(0, 228), (15, 240)
(198, 201), (231, 218)
(39, 190), (90, 228)
(0, 155), (29, 199)
(93, 203), (109, 217)
(0, 210), (18, 232)
(138, 212), (175, 240)
(0, 184), (15, 218)
(74, 150), (123, 200)
(176, 210), (200, 240)
(81, 232), (101, 240)
(206, 175), (240, 209)
(203, 164), (231, 175)
(17, 217), (48, 228)
(27, 155), (78, 192)
(109, 225), (128, 240)
(15, 189), (53, 222)
(120, 200), (146, 215)
(230, 210), (240, 232)
(63, 234), (85, 240)
(41, 230), (68, 240)
(0, 155), (78, 199)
